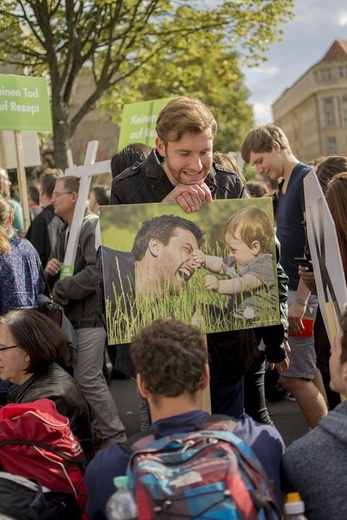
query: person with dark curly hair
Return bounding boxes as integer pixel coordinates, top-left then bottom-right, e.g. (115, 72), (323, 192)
(85, 318), (285, 520)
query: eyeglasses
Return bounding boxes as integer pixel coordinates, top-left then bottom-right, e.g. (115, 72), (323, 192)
(0, 345), (19, 352)
(52, 191), (73, 198)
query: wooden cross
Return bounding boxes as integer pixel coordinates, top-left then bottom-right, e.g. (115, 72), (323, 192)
(62, 140), (111, 273)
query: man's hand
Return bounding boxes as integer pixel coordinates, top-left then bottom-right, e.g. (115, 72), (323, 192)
(204, 274), (220, 292)
(268, 357), (290, 373)
(298, 265), (317, 294)
(44, 258), (62, 278)
(52, 287), (68, 306)
(162, 183), (213, 213)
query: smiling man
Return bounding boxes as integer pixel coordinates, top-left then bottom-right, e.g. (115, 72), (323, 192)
(133, 215), (204, 297)
(110, 97), (245, 210)
(107, 98), (289, 422)
(101, 215), (204, 321)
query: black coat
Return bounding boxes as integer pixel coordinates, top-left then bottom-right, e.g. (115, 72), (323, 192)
(8, 363), (94, 459)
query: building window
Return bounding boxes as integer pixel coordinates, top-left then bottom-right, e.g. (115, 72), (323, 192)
(323, 97), (335, 127)
(323, 97), (334, 107)
(321, 69), (332, 80)
(343, 95), (347, 104)
(339, 66), (347, 78)
(326, 137), (337, 154)
(325, 112), (335, 126)
(343, 108), (347, 126)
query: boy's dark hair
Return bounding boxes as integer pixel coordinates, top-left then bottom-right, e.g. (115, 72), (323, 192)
(132, 214), (204, 261)
(91, 185), (110, 206)
(39, 168), (64, 198)
(27, 184), (40, 205)
(130, 318), (207, 398)
(111, 143), (152, 179)
(245, 180), (268, 198)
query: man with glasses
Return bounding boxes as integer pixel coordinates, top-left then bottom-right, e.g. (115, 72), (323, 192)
(45, 176), (127, 448)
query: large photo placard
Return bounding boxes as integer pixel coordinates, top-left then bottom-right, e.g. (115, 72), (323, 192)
(100, 198), (280, 344)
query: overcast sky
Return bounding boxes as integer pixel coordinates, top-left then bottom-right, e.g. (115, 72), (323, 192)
(243, 0), (347, 125)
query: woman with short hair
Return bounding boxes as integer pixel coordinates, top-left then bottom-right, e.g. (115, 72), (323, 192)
(0, 309), (93, 459)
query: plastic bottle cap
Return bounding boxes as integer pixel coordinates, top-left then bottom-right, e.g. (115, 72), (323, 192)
(113, 476), (130, 488)
(285, 492), (305, 515)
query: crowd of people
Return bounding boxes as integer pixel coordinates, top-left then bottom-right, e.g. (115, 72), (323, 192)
(0, 96), (346, 519)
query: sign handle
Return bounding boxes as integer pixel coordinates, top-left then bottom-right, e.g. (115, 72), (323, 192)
(14, 130), (30, 231)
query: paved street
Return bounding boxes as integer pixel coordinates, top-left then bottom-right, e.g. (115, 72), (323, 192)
(109, 378), (309, 447)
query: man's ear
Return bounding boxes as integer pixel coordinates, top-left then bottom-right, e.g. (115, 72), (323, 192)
(71, 191), (78, 204)
(251, 240), (261, 255)
(137, 373), (149, 398)
(272, 141), (281, 154)
(156, 137), (166, 158)
(148, 238), (161, 257)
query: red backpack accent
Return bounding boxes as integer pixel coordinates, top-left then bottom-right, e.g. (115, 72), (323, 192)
(0, 399), (88, 519)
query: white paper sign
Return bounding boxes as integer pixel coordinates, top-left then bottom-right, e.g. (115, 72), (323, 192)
(304, 171), (347, 345)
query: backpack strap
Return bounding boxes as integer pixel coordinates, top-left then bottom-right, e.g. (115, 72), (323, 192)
(122, 414), (237, 454)
(121, 430), (155, 455)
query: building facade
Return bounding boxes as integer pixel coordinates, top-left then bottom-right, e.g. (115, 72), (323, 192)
(272, 40), (347, 163)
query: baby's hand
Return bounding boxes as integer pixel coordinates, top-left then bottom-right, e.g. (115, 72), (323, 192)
(192, 249), (206, 269)
(204, 274), (220, 292)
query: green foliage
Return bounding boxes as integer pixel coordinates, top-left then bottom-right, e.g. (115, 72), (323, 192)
(0, 0), (294, 166)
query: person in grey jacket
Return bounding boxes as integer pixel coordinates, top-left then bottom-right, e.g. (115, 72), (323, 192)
(282, 305), (347, 519)
(45, 176), (126, 447)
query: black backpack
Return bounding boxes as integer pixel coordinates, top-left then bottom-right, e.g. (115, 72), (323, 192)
(0, 472), (79, 520)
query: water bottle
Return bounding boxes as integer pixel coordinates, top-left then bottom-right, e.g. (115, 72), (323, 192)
(106, 476), (138, 520)
(284, 492), (308, 519)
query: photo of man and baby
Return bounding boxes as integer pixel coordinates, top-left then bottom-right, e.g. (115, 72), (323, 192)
(99, 198), (280, 344)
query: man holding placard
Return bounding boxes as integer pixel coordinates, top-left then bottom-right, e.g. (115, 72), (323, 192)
(109, 97), (288, 419)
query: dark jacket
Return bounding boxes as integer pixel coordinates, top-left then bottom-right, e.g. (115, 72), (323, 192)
(8, 362), (94, 459)
(110, 149), (288, 381)
(110, 149), (246, 204)
(26, 204), (65, 268)
(49, 214), (103, 329)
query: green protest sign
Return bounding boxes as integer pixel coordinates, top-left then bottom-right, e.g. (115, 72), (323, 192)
(118, 97), (172, 150)
(0, 74), (52, 132)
